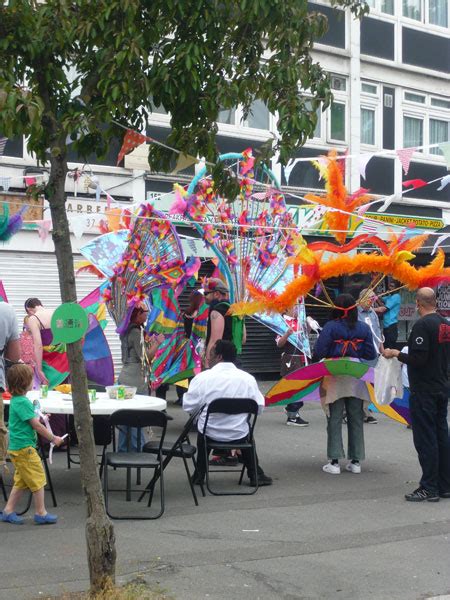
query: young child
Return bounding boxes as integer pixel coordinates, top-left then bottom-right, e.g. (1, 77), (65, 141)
(1, 364), (64, 525)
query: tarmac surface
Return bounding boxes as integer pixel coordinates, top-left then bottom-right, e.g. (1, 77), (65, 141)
(1, 381), (450, 600)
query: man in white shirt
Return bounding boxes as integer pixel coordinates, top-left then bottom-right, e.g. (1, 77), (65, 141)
(183, 340), (272, 487)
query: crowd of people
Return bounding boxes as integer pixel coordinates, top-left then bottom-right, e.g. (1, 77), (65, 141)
(1, 278), (450, 526)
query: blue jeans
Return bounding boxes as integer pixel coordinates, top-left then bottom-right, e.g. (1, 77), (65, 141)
(118, 427), (146, 452)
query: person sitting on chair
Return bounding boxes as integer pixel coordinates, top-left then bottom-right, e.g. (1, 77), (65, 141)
(182, 340), (272, 487)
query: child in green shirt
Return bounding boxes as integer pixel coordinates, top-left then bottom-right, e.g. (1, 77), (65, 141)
(1, 364), (64, 525)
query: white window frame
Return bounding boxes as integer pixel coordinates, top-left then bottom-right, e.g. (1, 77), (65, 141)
(366, 0), (396, 16)
(402, 88), (450, 160)
(402, 0), (449, 31)
(327, 100), (347, 145)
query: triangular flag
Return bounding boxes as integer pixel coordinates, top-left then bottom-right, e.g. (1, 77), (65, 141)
(0, 280), (8, 302)
(403, 179), (427, 190)
(377, 194), (396, 213)
(432, 233), (450, 256)
(438, 142), (450, 169)
(0, 137), (7, 157)
(71, 215), (87, 239)
(117, 129), (148, 166)
(106, 193), (112, 209)
(396, 147), (416, 175)
(359, 154), (374, 180)
(24, 176), (37, 187)
(437, 175), (450, 191)
(36, 219), (52, 243)
(172, 152), (198, 174)
(283, 158), (300, 185)
(0, 176), (11, 192)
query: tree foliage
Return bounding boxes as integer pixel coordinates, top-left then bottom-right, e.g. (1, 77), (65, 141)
(0, 0), (367, 168)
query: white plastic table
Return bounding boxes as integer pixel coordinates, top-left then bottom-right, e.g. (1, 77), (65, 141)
(20, 390), (167, 415)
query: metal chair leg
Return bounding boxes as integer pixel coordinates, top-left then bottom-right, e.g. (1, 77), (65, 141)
(181, 452), (198, 506)
(40, 442), (57, 507)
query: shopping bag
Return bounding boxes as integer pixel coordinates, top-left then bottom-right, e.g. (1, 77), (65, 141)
(374, 356), (403, 405)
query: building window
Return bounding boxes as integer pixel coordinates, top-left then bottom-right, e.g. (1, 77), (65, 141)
(361, 108), (376, 145)
(431, 97), (450, 109)
(330, 75), (346, 92)
(367, 0), (394, 13)
(403, 0), (422, 20)
(243, 99), (270, 130)
(361, 82), (378, 95)
(403, 0), (448, 26)
(217, 107), (236, 125)
(330, 102), (346, 141)
(405, 92), (426, 104)
(430, 118), (450, 154)
(429, 0), (448, 26)
(403, 116), (423, 148)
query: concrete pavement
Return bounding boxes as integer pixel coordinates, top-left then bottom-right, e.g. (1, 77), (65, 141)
(1, 382), (450, 600)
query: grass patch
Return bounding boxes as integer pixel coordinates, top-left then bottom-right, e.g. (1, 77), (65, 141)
(38, 580), (173, 600)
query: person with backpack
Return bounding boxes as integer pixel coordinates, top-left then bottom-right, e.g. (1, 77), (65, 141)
(313, 294), (376, 475)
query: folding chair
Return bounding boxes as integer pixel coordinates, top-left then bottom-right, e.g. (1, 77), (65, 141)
(138, 405), (206, 506)
(103, 410), (167, 520)
(202, 398), (259, 496)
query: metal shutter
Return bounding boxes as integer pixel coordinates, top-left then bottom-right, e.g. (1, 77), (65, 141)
(0, 250), (121, 375)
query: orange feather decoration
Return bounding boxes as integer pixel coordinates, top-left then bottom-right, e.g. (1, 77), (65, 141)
(305, 151), (371, 245)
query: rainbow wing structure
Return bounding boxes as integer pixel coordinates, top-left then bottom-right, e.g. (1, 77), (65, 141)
(83, 314), (114, 386)
(79, 284), (108, 329)
(173, 150), (298, 303)
(265, 359), (373, 406)
(104, 204), (187, 333)
(150, 297), (208, 388)
(265, 358), (408, 425)
(147, 288), (182, 336)
(80, 230), (128, 277)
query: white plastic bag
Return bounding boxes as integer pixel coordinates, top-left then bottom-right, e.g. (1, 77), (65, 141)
(374, 356), (403, 405)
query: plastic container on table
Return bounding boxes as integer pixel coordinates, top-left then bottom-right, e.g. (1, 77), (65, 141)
(105, 385), (137, 400)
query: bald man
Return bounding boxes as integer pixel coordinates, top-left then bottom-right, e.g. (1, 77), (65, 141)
(384, 288), (450, 502)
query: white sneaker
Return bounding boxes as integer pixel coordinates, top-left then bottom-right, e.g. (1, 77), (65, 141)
(322, 462), (341, 474)
(345, 461), (361, 474)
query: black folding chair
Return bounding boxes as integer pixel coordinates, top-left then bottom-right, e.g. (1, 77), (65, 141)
(202, 398), (259, 496)
(138, 405), (206, 506)
(103, 410), (167, 520)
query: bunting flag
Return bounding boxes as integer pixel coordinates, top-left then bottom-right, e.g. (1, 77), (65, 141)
(396, 147), (416, 175)
(24, 176), (36, 187)
(283, 158), (300, 185)
(0, 137), (7, 156)
(377, 194), (396, 213)
(437, 175), (450, 191)
(439, 142), (450, 169)
(116, 129), (149, 166)
(36, 219), (52, 243)
(172, 152), (198, 174)
(403, 179), (428, 190)
(432, 234), (450, 256)
(359, 153), (374, 180)
(0, 177), (11, 192)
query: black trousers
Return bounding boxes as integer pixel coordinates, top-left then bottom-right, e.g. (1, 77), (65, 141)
(383, 323), (398, 349)
(410, 390), (450, 494)
(196, 432), (263, 478)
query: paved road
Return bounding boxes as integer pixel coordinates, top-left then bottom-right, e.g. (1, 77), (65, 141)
(1, 383), (450, 600)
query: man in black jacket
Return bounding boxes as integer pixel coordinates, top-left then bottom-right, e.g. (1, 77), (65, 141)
(383, 287), (450, 502)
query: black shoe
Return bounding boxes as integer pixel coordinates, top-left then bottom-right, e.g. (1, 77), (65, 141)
(286, 416), (309, 427)
(249, 473), (273, 487)
(439, 491), (450, 498)
(405, 487), (439, 502)
(209, 455), (239, 466)
(364, 416), (378, 424)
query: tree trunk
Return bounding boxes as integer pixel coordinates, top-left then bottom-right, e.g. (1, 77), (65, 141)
(47, 152), (116, 593)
